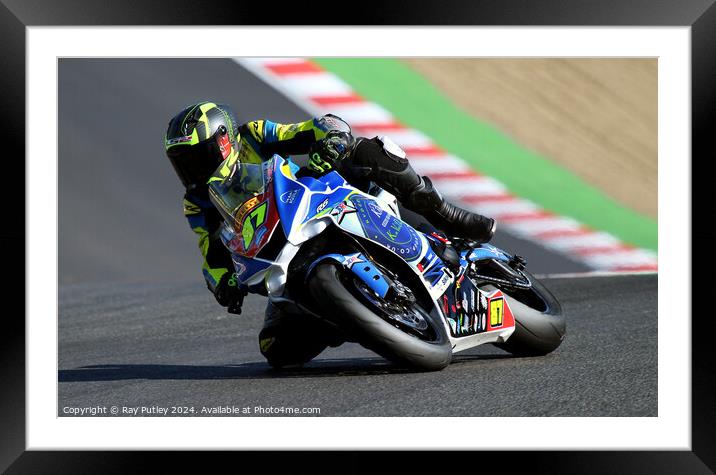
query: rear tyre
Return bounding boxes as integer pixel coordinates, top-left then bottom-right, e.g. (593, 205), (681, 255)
(308, 263), (452, 371)
(493, 272), (566, 356)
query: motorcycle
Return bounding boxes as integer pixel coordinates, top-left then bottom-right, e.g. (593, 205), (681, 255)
(208, 153), (566, 371)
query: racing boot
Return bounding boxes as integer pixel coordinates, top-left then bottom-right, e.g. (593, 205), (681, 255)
(404, 176), (496, 243)
(347, 137), (496, 242)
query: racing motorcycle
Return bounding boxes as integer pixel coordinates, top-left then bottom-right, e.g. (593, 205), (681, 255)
(208, 153), (565, 371)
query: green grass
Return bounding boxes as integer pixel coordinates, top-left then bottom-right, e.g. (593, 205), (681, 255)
(313, 58), (657, 251)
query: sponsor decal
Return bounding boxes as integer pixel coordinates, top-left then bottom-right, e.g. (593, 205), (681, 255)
(217, 132), (232, 159)
(433, 270), (453, 296)
(385, 220), (403, 242)
(343, 253), (365, 267)
(469, 288), (476, 328)
(237, 201), (268, 250)
(262, 159), (274, 183)
(235, 196), (261, 224)
(230, 253), (272, 284)
(316, 198), (329, 213)
(368, 200), (384, 218)
(330, 203), (345, 216)
(479, 293), (488, 331)
(425, 263), (448, 286)
(166, 135), (193, 146)
(490, 297), (504, 327)
(350, 195), (422, 261)
(254, 226), (268, 246)
(441, 275), (493, 337)
(468, 244), (509, 262)
(330, 201), (357, 224)
(417, 248), (438, 274)
(280, 189), (300, 204)
(233, 260), (247, 277)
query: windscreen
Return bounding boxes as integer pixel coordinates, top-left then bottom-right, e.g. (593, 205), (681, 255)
(207, 157), (266, 227)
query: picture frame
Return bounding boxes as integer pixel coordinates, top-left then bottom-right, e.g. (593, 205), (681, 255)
(2, 0), (712, 471)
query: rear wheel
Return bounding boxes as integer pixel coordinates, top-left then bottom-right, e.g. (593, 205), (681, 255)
(308, 263), (452, 371)
(492, 271), (565, 356)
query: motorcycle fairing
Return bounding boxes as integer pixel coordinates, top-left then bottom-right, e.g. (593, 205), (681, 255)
(273, 167), (306, 240)
(272, 156), (356, 245)
(253, 157), (515, 351)
(229, 250), (272, 287)
(306, 252), (390, 298)
(207, 156), (518, 354)
(438, 268), (514, 338)
(348, 194), (423, 262)
(465, 244), (512, 263)
(483, 289), (516, 331)
(236, 195), (281, 258)
(270, 155), (456, 301)
(448, 287), (516, 353)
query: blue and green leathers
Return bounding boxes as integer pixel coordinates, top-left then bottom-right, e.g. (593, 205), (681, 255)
(180, 113), (351, 292)
(237, 114), (350, 172)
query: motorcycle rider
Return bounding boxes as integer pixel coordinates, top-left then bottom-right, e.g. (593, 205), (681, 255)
(165, 101), (496, 368)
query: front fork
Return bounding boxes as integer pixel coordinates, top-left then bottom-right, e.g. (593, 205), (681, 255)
(306, 252), (392, 299)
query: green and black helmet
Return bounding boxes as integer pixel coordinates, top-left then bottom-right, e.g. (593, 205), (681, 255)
(165, 102), (240, 190)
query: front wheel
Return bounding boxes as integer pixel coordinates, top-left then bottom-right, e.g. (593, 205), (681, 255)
(308, 263), (452, 371)
(492, 272), (566, 356)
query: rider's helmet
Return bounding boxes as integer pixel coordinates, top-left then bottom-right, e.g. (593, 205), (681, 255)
(165, 101), (240, 190)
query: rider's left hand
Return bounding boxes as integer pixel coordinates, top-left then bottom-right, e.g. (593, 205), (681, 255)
(308, 131), (355, 172)
(214, 272), (248, 315)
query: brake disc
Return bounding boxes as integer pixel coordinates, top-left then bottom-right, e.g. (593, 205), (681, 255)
(355, 279), (429, 333)
(390, 307), (429, 331)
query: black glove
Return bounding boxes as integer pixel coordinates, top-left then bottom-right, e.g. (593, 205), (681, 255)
(308, 131), (356, 173)
(214, 272), (248, 315)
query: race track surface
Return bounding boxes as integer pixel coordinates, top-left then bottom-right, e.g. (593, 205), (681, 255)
(59, 274), (657, 417)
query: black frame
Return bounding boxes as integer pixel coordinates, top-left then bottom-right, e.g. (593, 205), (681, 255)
(2, 0), (713, 472)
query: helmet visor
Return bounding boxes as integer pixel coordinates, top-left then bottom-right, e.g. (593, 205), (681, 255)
(166, 126), (234, 189)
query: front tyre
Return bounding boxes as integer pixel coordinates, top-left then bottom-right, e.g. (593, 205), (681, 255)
(493, 272), (566, 356)
(308, 263), (452, 371)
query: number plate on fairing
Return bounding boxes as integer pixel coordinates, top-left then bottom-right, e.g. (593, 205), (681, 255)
(484, 290), (515, 331)
(442, 276), (516, 337)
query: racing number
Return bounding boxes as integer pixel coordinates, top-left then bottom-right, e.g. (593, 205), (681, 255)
(490, 298), (504, 327)
(241, 202), (267, 249)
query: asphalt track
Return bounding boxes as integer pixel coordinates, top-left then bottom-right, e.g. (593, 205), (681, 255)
(59, 274), (656, 416)
(58, 59), (655, 416)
